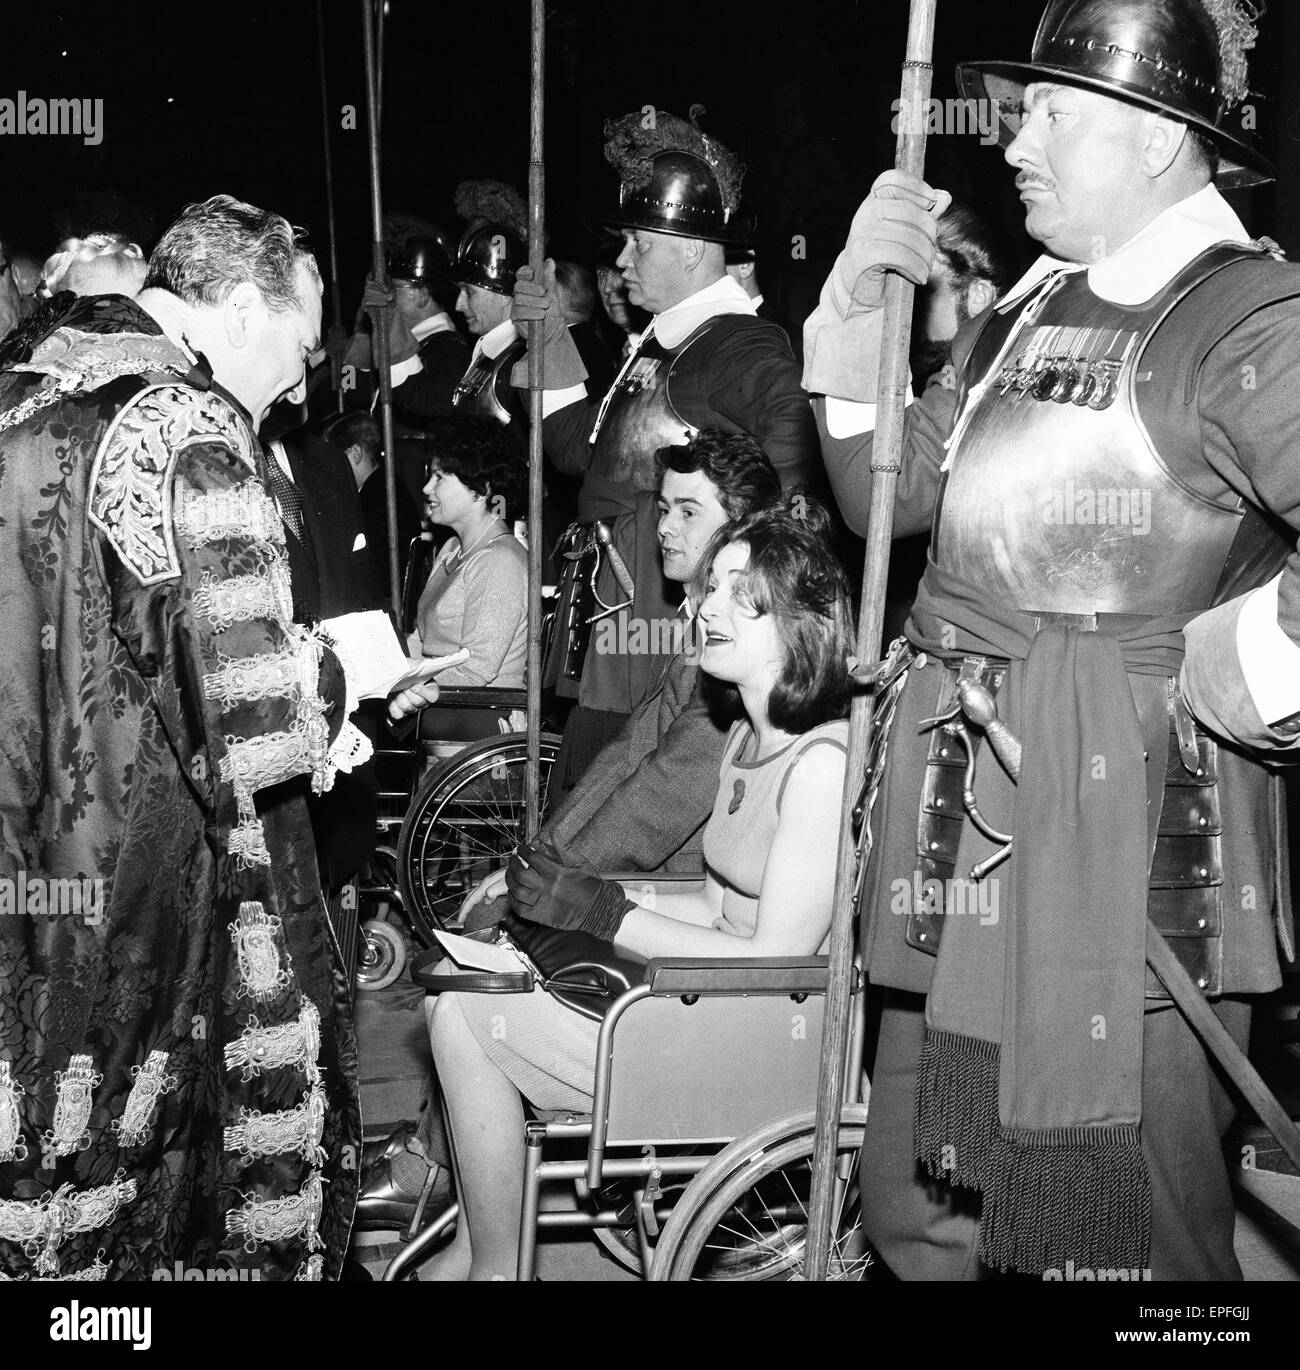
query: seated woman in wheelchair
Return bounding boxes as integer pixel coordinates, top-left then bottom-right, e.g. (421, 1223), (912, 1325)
(406, 414), (529, 741)
(424, 495), (854, 1279)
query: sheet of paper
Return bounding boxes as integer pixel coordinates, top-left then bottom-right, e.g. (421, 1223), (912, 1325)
(433, 929), (533, 976)
(320, 610), (469, 698)
(387, 649), (470, 694)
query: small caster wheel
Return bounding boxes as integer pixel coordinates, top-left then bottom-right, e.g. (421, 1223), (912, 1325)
(356, 918), (406, 992)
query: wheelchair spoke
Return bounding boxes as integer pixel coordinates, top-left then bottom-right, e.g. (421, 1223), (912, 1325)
(398, 737), (559, 940)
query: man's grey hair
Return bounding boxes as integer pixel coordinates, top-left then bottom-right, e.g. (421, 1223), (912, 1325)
(143, 194), (319, 313)
(1186, 127), (1221, 180)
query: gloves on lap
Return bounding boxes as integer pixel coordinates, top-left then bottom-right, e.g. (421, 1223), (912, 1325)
(505, 839), (634, 942)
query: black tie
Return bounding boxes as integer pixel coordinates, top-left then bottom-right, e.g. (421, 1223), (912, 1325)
(264, 445), (305, 542)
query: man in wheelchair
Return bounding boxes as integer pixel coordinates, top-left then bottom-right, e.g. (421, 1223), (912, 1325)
(356, 429), (784, 1233)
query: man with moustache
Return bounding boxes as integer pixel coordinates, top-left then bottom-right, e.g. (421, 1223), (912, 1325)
(808, 0), (1297, 1281)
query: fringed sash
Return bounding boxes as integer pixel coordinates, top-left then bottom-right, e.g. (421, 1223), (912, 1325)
(905, 560), (1189, 1273)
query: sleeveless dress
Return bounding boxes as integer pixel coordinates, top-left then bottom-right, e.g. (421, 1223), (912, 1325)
(447, 718), (849, 1112)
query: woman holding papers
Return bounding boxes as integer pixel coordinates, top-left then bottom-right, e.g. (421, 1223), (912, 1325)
(422, 498), (854, 1279)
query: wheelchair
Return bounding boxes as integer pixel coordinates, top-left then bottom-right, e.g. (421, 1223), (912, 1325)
(381, 875), (872, 1282)
(353, 533), (563, 991)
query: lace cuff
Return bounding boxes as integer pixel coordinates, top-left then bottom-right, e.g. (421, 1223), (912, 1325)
(327, 720), (373, 779)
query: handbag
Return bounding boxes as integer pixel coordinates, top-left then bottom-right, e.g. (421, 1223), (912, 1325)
(413, 912), (646, 1023)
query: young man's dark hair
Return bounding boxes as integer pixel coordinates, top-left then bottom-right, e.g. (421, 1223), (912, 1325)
(934, 199), (1019, 306)
(654, 428), (783, 522)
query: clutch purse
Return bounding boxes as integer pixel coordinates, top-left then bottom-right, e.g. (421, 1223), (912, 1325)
(412, 912), (645, 1023)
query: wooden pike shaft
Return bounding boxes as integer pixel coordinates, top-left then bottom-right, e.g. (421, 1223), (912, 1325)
(804, 0), (938, 1281)
(360, 0), (401, 619)
(525, 0), (546, 837)
(315, 0), (344, 389)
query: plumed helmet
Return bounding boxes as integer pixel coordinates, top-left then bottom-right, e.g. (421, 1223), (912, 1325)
(956, 0), (1273, 187)
(592, 105), (755, 246)
(449, 224), (528, 296)
(387, 233), (454, 288)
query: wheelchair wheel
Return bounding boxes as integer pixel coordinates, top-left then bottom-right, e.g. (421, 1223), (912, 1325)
(397, 732), (561, 945)
(649, 1105), (871, 1281)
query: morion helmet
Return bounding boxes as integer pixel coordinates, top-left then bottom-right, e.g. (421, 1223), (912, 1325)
(449, 224), (527, 296)
(387, 232), (454, 288)
(956, 0), (1273, 187)
(593, 105), (755, 246)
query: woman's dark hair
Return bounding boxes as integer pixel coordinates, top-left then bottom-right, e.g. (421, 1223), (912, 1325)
(654, 428), (782, 521)
(935, 198), (1019, 300)
(693, 493), (855, 734)
(421, 413), (525, 518)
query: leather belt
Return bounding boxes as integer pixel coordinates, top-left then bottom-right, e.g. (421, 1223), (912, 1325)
(905, 655), (1224, 996)
(1025, 609), (1154, 634)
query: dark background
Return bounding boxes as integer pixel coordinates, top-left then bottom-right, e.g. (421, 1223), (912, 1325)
(3, 0), (1298, 327)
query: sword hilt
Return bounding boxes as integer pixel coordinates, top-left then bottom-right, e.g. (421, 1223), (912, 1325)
(956, 679), (1022, 781)
(592, 521), (636, 600)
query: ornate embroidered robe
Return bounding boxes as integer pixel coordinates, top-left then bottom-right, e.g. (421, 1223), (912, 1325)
(0, 297), (361, 1281)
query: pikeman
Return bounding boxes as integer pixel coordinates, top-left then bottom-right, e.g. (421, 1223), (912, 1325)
(449, 179), (530, 430)
(808, 0), (1295, 1280)
(512, 107), (821, 782)
(343, 226), (467, 426)
(385, 231), (468, 425)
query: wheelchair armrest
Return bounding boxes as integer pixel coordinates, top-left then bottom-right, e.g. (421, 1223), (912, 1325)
(643, 956), (854, 997)
(431, 687), (528, 710)
(605, 873), (707, 888)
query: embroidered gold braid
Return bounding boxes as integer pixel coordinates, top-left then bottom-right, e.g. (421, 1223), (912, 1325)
(43, 1054), (102, 1157)
(175, 484), (282, 548)
(229, 901), (292, 1003)
(223, 1083), (327, 1164)
(0, 1173), (137, 1277)
(223, 1000), (322, 1082)
(203, 648), (303, 709)
(111, 1050), (178, 1147)
(193, 563), (294, 632)
(225, 1170), (324, 1254)
(0, 1061), (28, 1163)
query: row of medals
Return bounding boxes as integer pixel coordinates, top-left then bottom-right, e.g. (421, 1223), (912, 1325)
(994, 349), (1125, 409)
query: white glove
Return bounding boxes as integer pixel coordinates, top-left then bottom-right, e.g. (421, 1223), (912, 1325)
(803, 171), (951, 402)
(509, 260), (588, 389)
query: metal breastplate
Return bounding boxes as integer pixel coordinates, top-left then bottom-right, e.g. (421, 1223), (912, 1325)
(932, 258), (1246, 615)
(586, 324), (711, 492)
(452, 336), (525, 424)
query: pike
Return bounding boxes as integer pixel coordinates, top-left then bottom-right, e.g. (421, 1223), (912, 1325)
(359, 0), (401, 617)
(315, 0), (345, 411)
(523, 0), (546, 837)
(804, 0), (940, 1278)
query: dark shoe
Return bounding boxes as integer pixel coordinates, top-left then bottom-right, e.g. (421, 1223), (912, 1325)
(361, 1120), (416, 1173)
(355, 1133), (451, 1238)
